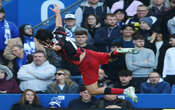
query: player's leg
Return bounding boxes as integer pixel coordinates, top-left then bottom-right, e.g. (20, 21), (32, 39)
(85, 81), (124, 95)
(85, 81), (138, 103)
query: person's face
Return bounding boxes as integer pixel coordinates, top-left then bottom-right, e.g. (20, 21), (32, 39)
(0, 12), (5, 21)
(0, 71), (5, 79)
(139, 21), (150, 30)
(11, 47), (24, 58)
(149, 72), (160, 85)
(80, 90), (91, 102)
(104, 95), (117, 101)
(105, 16), (117, 27)
(56, 70), (65, 81)
(119, 76), (132, 85)
(154, 0), (165, 6)
(33, 53), (46, 66)
(24, 25), (33, 36)
(64, 19), (76, 28)
(88, 15), (97, 26)
(88, 0), (99, 5)
(75, 34), (87, 46)
(122, 26), (134, 37)
(133, 39), (145, 48)
(115, 11), (125, 21)
(170, 0), (175, 8)
(155, 33), (163, 41)
(98, 69), (105, 80)
(137, 6), (148, 18)
(169, 38), (175, 47)
(25, 91), (35, 104)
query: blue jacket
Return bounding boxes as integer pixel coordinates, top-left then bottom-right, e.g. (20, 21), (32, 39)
(140, 79), (171, 93)
(0, 20), (19, 51)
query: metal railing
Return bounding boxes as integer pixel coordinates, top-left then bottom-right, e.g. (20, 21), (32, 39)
(33, 0), (83, 30)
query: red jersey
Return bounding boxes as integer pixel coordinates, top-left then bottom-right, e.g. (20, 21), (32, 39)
(57, 48), (110, 85)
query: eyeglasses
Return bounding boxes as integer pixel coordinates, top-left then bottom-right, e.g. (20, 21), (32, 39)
(56, 73), (64, 76)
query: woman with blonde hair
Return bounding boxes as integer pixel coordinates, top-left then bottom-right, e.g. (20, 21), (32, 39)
(10, 89), (42, 110)
(47, 69), (79, 94)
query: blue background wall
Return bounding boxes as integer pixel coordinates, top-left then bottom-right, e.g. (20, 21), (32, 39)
(2, 0), (80, 27)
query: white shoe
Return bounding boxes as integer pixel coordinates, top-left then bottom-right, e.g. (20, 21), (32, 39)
(124, 87), (138, 103)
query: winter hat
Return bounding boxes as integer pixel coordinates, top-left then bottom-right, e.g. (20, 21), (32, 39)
(140, 17), (153, 27)
(0, 65), (13, 80)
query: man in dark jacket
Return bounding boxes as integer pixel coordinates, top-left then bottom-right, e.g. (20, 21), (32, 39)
(68, 86), (97, 108)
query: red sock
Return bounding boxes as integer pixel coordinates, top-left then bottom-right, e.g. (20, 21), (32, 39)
(110, 88), (124, 94)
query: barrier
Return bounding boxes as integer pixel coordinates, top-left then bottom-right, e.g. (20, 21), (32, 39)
(0, 94), (175, 110)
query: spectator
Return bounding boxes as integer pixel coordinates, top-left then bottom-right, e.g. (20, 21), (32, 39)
(68, 86), (97, 108)
(113, 9), (127, 29)
(11, 45), (33, 74)
(94, 13), (121, 52)
(95, 94), (135, 109)
(17, 50), (56, 92)
(0, 8), (19, 65)
(0, 64), (20, 93)
(159, 0), (175, 41)
(149, 0), (170, 9)
(163, 34), (175, 86)
(75, 0), (110, 26)
(10, 89), (42, 110)
(148, 28), (170, 76)
(149, 0), (169, 18)
(113, 70), (139, 93)
(138, 17), (153, 43)
(125, 5), (157, 31)
(63, 13), (92, 44)
(75, 30), (96, 50)
(111, 0), (143, 17)
(83, 14), (101, 38)
(125, 33), (155, 86)
(114, 24), (135, 48)
(98, 68), (112, 88)
(47, 69), (79, 94)
(102, 42), (127, 83)
(3, 24), (45, 61)
(140, 71), (171, 93)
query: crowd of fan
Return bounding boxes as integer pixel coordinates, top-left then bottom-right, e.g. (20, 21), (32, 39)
(1, 0), (175, 109)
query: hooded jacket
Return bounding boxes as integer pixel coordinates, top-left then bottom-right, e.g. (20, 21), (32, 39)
(0, 65), (20, 93)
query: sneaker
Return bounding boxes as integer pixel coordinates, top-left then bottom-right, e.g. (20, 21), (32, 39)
(124, 87), (138, 103)
(116, 48), (139, 54)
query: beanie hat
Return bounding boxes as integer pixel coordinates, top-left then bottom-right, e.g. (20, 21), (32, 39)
(0, 8), (5, 13)
(140, 17), (153, 27)
(0, 64), (13, 80)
